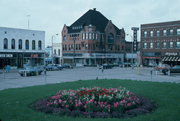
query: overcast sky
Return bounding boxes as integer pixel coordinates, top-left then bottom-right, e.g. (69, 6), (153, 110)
(0, 0), (180, 46)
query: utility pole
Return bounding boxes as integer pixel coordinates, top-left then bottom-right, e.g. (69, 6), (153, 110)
(27, 15), (30, 29)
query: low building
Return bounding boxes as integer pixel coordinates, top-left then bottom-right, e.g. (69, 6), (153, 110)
(0, 27), (45, 69)
(140, 20), (180, 66)
(62, 8), (128, 66)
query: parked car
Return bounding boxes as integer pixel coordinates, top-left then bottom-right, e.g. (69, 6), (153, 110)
(54, 64), (63, 70)
(162, 65), (180, 75)
(45, 64), (59, 71)
(123, 62), (132, 67)
(61, 64), (73, 69)
(19, 66), (43, 76)
(154, 64), (170, 72)
(99, 64), (113, 69)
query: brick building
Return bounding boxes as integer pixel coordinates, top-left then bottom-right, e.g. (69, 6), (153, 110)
(62, 8), (127, 66)
(141, 20), (180, 66)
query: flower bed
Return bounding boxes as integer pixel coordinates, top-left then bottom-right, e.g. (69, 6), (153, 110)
(31, 87), (156, 118)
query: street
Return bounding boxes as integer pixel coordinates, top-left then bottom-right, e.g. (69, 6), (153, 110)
(0, 67), (180, 90)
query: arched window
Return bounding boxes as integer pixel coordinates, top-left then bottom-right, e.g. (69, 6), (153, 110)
(25, 40), (29, 50)
(32, 40), (36, 50)
(38, 40), (42, 50)
(18, 39), (22, 49)
(4, 38), (8, 49)
(108, 33), (114, 43)
(11, 39), (15, 49)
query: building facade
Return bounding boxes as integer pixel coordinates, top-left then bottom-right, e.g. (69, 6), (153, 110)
(62, 8), (127, 66)
(141, 21), (180, 66)
(0, 27), (45, 69)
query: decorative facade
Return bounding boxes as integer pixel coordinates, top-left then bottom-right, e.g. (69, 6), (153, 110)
(62, 8), (127, 66)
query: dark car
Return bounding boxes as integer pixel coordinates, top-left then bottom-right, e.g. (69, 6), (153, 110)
(100, 64), (113, 69)
(162, 65), (180, 75)
(61, 64), (73, 69)
(45, 64), (59, 71)
(54, 64), (63, 70)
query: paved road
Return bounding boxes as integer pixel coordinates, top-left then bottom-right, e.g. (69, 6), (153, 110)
(0, 67), (180, 90)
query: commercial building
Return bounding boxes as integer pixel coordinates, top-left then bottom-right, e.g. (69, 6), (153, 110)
(62, 8), (128, 66)
(0, 27), (45, 69)
(141, 20), (180, 66)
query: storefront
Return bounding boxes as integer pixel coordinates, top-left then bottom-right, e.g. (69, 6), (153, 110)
(0, 52), (44, 69)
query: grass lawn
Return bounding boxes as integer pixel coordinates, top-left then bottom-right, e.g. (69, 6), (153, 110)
(0, 79), (180, 121)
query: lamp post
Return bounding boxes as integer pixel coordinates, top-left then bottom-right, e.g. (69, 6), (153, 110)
(126, 34), (134, 68)
(51, 34), (58, 64)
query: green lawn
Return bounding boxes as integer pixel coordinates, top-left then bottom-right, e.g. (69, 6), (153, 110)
(0, 79), (180, 121)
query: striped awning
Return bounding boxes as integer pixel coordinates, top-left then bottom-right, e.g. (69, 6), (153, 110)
(162, 56), (180, 62)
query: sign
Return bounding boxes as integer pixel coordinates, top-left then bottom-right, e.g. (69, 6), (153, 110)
(31, 54), (38, 58)
(0, 54), (13, 57)
(165, 52), (178, 56)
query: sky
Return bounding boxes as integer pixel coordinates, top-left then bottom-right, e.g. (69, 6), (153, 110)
(0, 0), (180, 46)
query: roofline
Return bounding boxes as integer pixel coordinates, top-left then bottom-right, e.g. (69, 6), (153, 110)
(0, 26), (45, 33)
(141, 20), (180, 26)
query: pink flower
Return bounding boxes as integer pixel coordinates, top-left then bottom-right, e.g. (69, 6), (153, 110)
(75, 103), (79, 107)
(127, 103), (131, 107)
(65, 105), (69, 108)
(114, 102), (119, 108)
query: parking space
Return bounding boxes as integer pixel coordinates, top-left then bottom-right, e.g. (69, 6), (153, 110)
(0, 67), (180, 90)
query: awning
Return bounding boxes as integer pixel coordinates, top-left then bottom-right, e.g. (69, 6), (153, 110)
(162, 56), (180, 62)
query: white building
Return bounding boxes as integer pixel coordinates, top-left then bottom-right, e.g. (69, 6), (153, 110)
(0, 27), (45, 69)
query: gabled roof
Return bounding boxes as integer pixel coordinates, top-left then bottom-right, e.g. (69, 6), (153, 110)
(67, 9), (121, 34)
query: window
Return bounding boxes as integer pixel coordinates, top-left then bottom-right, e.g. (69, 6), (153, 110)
(177, 29), (180, 35)
(163, 30), (167, 36)
(144, 42), (147, 49)
(150, 31), (153, 37)
(18, 39), (22, 49)
(25, 40), (29, 50)
(38, 40), (42, 50)
(32, 40), (36, 50)
(156, 42), (160, 49)
(144, 31), (147, 37)
(157, 30), (160, 36)
(82, 33), (85, 40)
(11, 39), (15, 49)
(58, 49), (60, 56)
(170, 41), (173, 48)
(176, 42), (180, 48)
(96, 33), (98, 40)
(108, 33), (114, 43)
(86, 33), (88, 39)
(89, 33), (92, 39)
(150, 42), (153, 49)
(92, 33), (94, 39)
(163, 41), (167, 48)
(54, 49), (56, 55)
(170, 29), (173, 35)
(4, 38), (8, 49)
(63, 35), (66, 41)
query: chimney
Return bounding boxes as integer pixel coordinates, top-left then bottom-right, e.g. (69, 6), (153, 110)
(93, 8), (96, 11)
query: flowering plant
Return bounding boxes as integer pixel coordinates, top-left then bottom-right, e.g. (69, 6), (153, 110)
(31, 86), (156, 118)
(46, 87), (141, 113)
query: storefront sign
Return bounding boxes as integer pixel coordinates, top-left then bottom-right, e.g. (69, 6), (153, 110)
(31, 54), (38, 58)
(0, 54), (13, 57)
(165, 52), (178, 56)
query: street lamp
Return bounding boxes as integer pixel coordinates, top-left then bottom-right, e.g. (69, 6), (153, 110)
(51, 34), (59, 64)
(126, 34), (134, 68)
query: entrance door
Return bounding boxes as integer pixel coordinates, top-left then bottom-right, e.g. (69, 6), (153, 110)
(17, 54), (23, 68)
